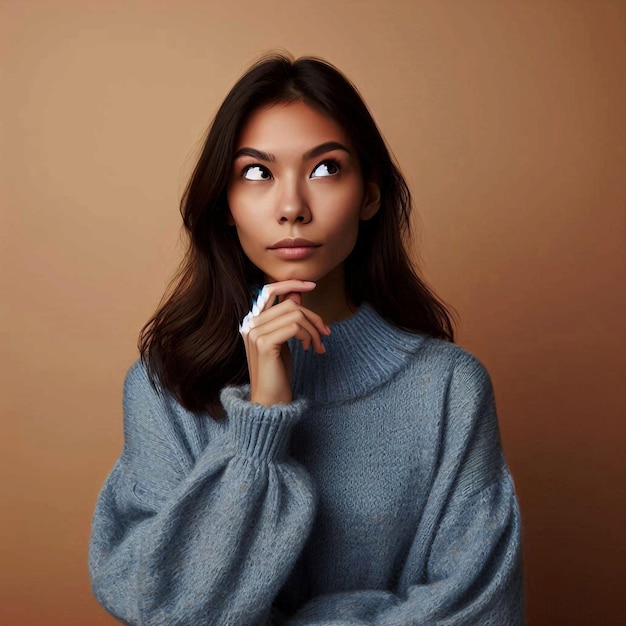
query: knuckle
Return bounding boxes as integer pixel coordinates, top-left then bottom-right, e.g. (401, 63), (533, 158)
(255, 335), (269, 350)
(289, 322), (301, 335)
(291, 309), (306, 322)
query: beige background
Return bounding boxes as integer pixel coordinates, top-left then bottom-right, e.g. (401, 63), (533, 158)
(2, 1), (625, 624)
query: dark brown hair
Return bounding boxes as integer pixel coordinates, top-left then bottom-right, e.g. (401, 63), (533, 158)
(139, 53), (456, 415)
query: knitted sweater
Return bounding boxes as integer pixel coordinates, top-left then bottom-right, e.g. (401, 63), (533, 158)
(89, 304), (524, 625)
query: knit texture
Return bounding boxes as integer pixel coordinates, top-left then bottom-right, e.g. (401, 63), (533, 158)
(89, 304), (524, 625)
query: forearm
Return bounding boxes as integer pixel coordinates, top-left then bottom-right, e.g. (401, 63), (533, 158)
(276, 476), (523, 626)
(90, 377), (317, 625)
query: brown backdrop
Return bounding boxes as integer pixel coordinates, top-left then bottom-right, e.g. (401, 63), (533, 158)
(2, 1), (625, 624)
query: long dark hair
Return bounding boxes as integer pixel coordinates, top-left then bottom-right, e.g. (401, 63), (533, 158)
(139, 53), (456, 415)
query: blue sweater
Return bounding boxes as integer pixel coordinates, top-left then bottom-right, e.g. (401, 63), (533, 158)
(89, 304), (524, 625)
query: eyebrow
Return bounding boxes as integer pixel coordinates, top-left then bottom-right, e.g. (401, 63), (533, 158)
(233, 141), (352, 162)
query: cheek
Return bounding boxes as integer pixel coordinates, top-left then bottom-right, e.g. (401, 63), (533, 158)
(232, 221), (262, 259)
(227, 196), (262, 238)
(325, 188), (364, 236)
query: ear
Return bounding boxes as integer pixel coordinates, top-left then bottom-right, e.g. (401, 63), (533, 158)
(360, 180), (381, 221)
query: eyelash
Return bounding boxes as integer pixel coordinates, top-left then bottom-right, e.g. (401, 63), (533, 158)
(240, 164), (271, 180)
(240, 158), (341, 180)
(311, 158), (340, 178)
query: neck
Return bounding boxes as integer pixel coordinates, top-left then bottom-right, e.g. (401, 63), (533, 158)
(301, 265), (355, 324)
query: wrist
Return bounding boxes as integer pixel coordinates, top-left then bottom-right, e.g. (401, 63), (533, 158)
(250, 388), (293, 407)
(220, 385), (307, 461)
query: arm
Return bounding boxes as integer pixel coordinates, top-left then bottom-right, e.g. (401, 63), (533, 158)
(89, 361), (316, 626)
(277, 353), (524, 626)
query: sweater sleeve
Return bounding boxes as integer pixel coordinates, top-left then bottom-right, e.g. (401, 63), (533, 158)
(276, 352), (524, 626)
(88, 361), (317, 626)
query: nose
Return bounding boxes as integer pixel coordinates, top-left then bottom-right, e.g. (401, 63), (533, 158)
(276, 179), (312, 224)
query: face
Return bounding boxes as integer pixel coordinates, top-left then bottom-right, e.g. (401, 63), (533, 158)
(226, 101), (379, 285)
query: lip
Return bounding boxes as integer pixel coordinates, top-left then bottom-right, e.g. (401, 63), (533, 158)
(268, 238), (321, 260)
(268, 238), (321, 249)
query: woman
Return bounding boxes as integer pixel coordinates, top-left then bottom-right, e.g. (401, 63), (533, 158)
(89, 54), (524, 625)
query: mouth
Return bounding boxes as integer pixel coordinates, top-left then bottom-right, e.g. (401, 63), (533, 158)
(268, 238), (321, 260)
(268, 238), (321, 250)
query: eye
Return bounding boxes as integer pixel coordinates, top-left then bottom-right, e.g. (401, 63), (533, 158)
(310, 159), (340, 178)
(242, 165), (272, 181)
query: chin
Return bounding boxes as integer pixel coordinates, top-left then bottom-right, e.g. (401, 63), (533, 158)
(262, 265), (322, 284)
(265, 272), (318, 284)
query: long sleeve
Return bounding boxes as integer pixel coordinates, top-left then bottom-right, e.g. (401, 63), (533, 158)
(275, 353), (524, 626)
(89, 361), (317, 626)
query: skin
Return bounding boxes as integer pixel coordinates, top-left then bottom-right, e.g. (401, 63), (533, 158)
(227, 101), (380, 406)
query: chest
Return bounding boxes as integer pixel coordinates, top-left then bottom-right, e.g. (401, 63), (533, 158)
(285, 381), (444, 592)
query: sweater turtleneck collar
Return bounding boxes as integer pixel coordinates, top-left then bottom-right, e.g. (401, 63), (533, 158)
(289, 304), (428, 406)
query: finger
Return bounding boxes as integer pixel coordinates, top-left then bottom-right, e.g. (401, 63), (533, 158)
(262, 280), (316, 307)
(254, 324), (325, 355)
(244, 281), (314, 330)
(248, 298), (330, 338)
(241, 281), (326, 338)
(248, 310), (327, 354)
(251, 311), (326, 354)
(282, 291), (302, 306)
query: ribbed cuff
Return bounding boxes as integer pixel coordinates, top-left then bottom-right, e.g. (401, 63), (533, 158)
(220, 386), (308, 462)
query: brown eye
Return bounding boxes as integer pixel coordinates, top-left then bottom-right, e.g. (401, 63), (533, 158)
(310, 160), (340, 178)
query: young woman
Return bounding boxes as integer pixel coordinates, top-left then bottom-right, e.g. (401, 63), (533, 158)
(89, 54), (524, 625)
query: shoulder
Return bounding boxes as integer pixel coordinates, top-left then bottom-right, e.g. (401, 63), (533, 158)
(116, 361), (204, 497)
(121, 359), (195, 444)
(413, 336), (494, 397)
(121, 359), (170, 421)
(403, 337), (499, 446)
(121, 359), (174, 434)
(123, 358), (156, 395)
(122, 359), (190, 413)
(363, 307), (495, 402)
(120, 360), (217, 475)
(414, 339), (507, 485)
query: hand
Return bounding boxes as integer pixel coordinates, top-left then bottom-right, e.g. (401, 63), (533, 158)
(239, 280), (331, 406)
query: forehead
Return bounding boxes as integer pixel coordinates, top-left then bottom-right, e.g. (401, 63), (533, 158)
(236, 101), (351, 152)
